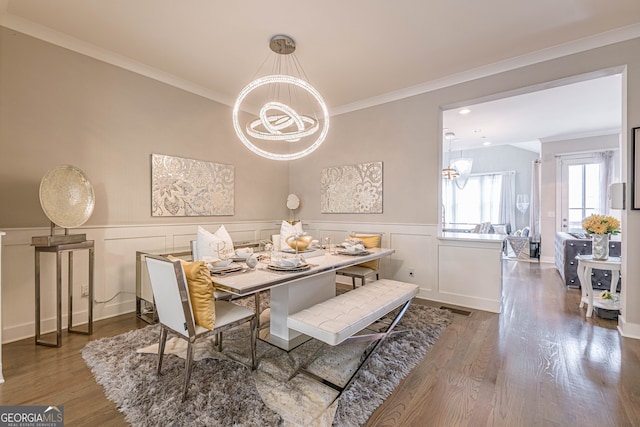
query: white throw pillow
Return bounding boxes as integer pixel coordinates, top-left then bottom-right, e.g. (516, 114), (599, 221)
(279, 220), (304, 250)
(196, 225), (235, 259)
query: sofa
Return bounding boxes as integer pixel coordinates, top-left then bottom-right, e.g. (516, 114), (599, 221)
(554, 232), (621, 290)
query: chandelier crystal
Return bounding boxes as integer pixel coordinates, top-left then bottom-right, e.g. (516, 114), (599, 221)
(442, 130), (459, 180)
(452, 157), (473, 189)
(233, 35), (329, 161)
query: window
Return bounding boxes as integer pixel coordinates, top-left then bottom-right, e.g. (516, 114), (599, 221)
(444, 173), (503, 226)
(567, 163), (601, 232)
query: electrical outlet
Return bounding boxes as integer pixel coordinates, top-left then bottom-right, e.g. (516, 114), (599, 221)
(409, 268), (415, 277)
(81, 285), (89, 297)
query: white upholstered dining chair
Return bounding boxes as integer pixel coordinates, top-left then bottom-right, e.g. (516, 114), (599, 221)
(145, 255), (257, 401)
(336, 232), (383, 289)
(190, 240), (263, 329)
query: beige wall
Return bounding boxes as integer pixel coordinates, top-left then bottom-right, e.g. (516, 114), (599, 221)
(290, 95), (439, 224)
(0, 27), (290, 228)
(290, 37), (640, 332)
(1, 27), (639, 335)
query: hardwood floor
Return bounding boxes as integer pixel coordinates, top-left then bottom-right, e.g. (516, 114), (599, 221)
(1, 260), (639, 426)
(368, 260), (640, 427)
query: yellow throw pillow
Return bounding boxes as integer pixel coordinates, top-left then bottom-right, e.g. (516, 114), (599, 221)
(349, 234), (381, 270)
(171, 257), (215, 330)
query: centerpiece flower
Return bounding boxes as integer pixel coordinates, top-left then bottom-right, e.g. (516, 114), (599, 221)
(582, 214), (620, 235)
(582, 214), (620, 260)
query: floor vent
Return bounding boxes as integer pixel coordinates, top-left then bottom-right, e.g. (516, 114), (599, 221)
(440, 306), (472, 316)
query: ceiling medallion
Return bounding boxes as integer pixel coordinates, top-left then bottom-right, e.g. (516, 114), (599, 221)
(233, 35), (329, 161)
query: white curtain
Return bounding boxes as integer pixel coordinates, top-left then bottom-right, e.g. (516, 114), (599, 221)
(595, 150), (614, 215)
(444, 172), (508, 226)
(498, 172), (515, 233)
(529, 159), (541, 243)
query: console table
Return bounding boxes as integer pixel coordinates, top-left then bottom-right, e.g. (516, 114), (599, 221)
(33, 240), (95, 347)
(576, 255), (621, 318)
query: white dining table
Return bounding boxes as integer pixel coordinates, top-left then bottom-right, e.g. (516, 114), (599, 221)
(212, 247), (395, 350)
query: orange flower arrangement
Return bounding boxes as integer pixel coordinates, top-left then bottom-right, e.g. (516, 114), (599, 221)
(582, 214), (620, 235)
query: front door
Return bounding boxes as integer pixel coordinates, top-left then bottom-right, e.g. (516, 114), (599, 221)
(557, 156), (601, 233)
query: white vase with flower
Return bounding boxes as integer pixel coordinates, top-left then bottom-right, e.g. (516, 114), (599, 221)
(582, 214), (621, 261)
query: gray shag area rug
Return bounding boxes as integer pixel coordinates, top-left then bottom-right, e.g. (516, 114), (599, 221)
(82, 294), (452, 427)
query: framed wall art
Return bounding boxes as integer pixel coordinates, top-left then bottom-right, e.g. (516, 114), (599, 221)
(151, 153), (234, 216)
(321, 161), (383, 213)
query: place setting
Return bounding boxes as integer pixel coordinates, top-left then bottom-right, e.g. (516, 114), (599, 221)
(205, 248), (260, 276)
(335, 237), (371, 256)
(265, 254), (312, 273)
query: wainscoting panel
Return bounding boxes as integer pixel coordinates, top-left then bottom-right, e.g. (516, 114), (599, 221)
(388, 232), (436, 291)
(2, 221), (510, 343)
(1, 221), (279, 343)
(102, 235), (164, 317)
(437, 237), (503, 313)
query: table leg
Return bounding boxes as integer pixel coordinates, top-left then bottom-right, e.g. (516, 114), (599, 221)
(35, 250), (41, 344)
(268, 270), (336, 351)
(577, 260), (594, 318)
(610, 270), (620, 295)
(68, 248), (93, 335)
(88, 246), (94, 335)
(585, 266), (594, 318)
(577, 262), (586, 308)
(68, 251), (74, 331)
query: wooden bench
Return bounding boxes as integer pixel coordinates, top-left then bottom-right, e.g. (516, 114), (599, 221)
(287, 279), (419, 398)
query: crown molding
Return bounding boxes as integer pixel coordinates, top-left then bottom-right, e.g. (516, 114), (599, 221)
(1, 12), (638, 115)
(330, 23), (640, 116)
(0, 12), (234, 106)
(540, 128), (621, 144)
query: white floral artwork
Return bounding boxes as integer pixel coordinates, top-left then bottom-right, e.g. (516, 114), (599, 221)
(321, 161), (383, 213)
(151, 154), (234, 216)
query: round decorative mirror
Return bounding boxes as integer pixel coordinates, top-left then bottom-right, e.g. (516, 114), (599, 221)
(286, 194), (300, 210)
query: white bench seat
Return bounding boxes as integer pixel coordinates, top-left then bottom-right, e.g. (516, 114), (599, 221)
(288, 279), (419, 346)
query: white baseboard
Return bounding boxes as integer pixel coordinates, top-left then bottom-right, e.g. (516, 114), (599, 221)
(618, 314), (640, 339)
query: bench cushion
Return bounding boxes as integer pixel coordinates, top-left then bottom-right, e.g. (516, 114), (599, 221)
(287, 279), (419, 346)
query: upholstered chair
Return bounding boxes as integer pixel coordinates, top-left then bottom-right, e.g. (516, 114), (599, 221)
(145, 255), (257, 400)
(336, 233), (383, 288)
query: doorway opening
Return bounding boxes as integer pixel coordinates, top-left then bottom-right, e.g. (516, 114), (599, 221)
(440, 68), (623, 263)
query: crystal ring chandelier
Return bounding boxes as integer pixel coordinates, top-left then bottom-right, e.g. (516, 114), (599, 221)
(233, 35), (329, 161)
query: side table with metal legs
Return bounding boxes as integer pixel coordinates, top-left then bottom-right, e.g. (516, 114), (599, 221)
(34, 240), (94, 347)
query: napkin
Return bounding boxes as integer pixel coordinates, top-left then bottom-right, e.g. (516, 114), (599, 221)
(271, 257), (305, 268)
(203, 256), (232, 269)
(344, 244), (366, 252)
(235, 247), (254, 258)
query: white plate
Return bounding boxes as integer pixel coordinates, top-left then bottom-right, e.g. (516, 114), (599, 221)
(209, 264), (243, 274)
(336, 249), (370, 256)
(281, 248), (316, 254)
(267, 263), (311, 272)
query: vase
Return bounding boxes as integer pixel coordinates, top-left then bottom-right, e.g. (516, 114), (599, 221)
(592, 233), (610, 260)
(285, 234), (313, 252)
